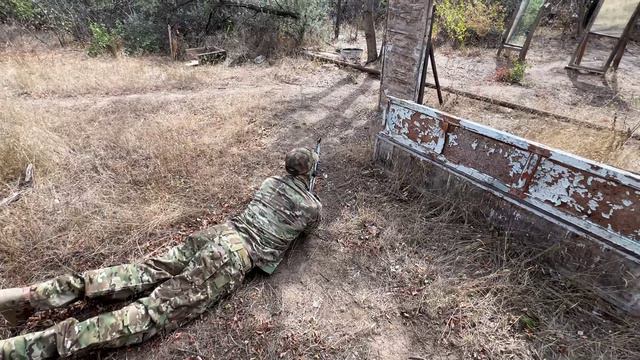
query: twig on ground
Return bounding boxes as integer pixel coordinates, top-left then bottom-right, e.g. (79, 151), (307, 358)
(0, 164), (34, 207)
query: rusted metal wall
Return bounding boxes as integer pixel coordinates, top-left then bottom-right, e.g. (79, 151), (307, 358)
(375, 97), (640, 314)
(379, 0), (432, 107)
(380, 97), (640, 255)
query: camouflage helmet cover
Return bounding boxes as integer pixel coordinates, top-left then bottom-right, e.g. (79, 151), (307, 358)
(285, 148), (318, 176)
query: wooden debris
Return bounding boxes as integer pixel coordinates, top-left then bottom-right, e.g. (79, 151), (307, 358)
(185, 47), (227, 66)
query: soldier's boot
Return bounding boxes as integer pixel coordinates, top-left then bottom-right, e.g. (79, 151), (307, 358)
(0, 326), (58, 359)
(0, 287), (33, 326)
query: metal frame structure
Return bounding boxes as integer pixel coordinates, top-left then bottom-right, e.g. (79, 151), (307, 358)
(416, 4), (443, 105)
(377, 96), (640, 257)
(498, 0), (549, 61)
(567, 0), (640, 74)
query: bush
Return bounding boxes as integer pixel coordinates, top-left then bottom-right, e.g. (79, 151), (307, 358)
(116, 15), (161, 55)
(495, 60), (527, 84)
(435, 0), (467, 44)
(2, 0), (334, 57)
(435, 0), (505, 46)
(1, 0), (36, 22)
(87, 23), (122, 57)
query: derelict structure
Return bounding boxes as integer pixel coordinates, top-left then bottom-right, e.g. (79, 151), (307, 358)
(376, 0), (640, 315)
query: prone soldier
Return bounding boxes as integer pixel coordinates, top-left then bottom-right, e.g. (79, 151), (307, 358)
(0, 147), (322, 359)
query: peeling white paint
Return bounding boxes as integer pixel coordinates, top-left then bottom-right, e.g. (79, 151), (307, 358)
(382, 98), (640, 256)
(507, 151), (529, 178)
(448, 133), (459, 147)
(529, 161), (596, 214)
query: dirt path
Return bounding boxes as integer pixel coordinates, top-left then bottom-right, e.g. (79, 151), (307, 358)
(433, 32), (640, 132)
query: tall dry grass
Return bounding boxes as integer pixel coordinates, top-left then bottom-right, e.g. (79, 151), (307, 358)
(0, 51), (232, 98)
(0, 51), (289, 286)
(318, 144), (640, 359)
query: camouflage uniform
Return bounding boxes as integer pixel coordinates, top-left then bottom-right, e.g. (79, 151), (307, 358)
(0, 156), (322, 360)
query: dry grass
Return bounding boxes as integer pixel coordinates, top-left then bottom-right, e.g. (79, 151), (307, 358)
(0, 51), (283, 284)
(1, 47), (639, 360)
(0, 51), (221, 98)
(312, 147), (640, 359)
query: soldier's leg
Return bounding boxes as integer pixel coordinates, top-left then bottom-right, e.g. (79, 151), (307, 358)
(0, 230), (252, 359)
(0, 326), (58, 359)
(0, 228), (224, 324)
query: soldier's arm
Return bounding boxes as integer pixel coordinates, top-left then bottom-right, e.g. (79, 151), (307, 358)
(301, 200), (322, 237)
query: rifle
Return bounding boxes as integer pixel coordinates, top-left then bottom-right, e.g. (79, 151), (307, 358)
(309, 138), (321, 192)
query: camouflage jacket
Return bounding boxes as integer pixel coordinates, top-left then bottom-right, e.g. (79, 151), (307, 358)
(231, 175), (322, 274)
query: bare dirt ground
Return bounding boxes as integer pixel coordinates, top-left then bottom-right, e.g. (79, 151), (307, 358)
(1, 45), (640, 360)
(427, 29), (640, 173)
(322, 28), (640, 173)
(432, 29), (640, 132)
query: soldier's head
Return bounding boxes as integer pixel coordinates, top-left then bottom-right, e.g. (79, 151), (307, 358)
(285, 148), (318, 177)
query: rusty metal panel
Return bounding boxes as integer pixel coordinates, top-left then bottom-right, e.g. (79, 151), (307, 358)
(379, 0), (432, 106)
(445, 126), (533, 187)
(379, 96), (640, 256)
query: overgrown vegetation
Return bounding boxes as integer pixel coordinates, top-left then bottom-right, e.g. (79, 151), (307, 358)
(496, 59), (527, 84)
(0, 0), (333, 57)
(87, 22), (121, 57)
(434, 0), (506, 46)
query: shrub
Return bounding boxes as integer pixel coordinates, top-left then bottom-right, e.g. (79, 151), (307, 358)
(2, 0), (333, 57)
(436, 0), (468, 44)
(495, 60), (527, 84)
(116, 16), (161, 55)
(1, 0), (37, 22)
(435, 0), (505, 46)
(87, 22), (121, 57)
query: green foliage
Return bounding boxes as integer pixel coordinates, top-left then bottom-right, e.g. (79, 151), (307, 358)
(116, 16), (161, 55)
(436, 0), (468, 44)
(87, 23), (120, 57)
(435, 0), (505, 46)
(3, 0), (334, 56)
(1, 0), (41, 24)
(518, 314), (538, 331)
(286, 0), (332, 44)
(496, 60), (527, 84)
(510, 60), (527, 83)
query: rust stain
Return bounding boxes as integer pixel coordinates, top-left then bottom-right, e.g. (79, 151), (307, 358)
(444, 127), (530, 185)
(527, 143), (552, 158)
(401, 112), (440, 146)
(440, 113), (461, 126)
(520, 155), (542, 194)
(509, 187), (528, 199)
(528, 159), (639, 240)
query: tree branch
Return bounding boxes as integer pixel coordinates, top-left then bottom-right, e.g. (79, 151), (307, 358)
(219, 1), (299, 19)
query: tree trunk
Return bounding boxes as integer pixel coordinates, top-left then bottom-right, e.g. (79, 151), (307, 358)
(363, 0), (377, 63)
(335, 0), (343, 40)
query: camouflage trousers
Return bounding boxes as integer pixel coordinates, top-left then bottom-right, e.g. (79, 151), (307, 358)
(0, 223), (253, 359)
